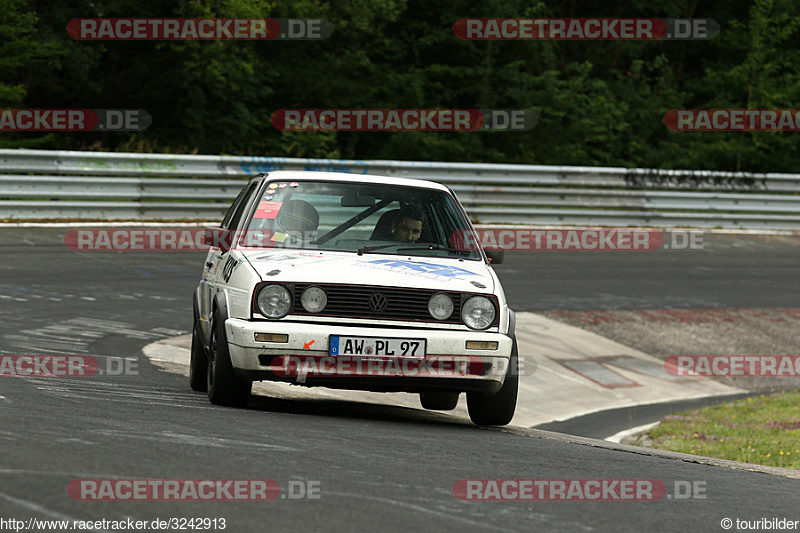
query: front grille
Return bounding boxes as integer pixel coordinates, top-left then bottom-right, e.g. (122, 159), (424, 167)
(292, 283), (467, 323)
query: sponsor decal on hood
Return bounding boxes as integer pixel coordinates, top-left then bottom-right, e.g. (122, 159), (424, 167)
(242, 251), (493, 292)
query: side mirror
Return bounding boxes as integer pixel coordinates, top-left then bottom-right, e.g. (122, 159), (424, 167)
(485, 250), (504, 265)
(202, 228), (232, 252)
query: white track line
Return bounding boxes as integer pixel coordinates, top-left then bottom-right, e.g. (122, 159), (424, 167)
(606, 422), (660, 443)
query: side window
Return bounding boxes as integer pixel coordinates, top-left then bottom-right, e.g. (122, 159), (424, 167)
(221, 184), (251, 229)
(226, 182), (260, 231)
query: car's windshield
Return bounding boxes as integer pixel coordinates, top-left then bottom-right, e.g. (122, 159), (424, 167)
(240, 179), (481, 260)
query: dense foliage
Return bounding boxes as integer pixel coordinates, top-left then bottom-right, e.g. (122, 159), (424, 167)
(3, 0), (799, 171)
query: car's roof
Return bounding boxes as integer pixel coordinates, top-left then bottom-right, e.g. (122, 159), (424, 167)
(253, 170), (450, 192)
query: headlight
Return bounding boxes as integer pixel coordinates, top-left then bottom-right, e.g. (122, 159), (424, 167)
(428, 293), (454, 320)
(461, 296), (495, 330)
(300, 286), (327, 313)
(256, 285), (292, 319)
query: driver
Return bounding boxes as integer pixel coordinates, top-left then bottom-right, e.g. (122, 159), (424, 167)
(390, 207), (424, 242)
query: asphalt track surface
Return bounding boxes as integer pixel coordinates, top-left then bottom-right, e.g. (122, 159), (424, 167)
(0, 228), (798, 532)
(498, 232), (799, 311)
(534, 393), (754, 440)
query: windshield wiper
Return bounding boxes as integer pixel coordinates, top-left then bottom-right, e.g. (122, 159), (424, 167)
(356, 244), (401, 255)
(395, 244), (472, 255)
(357, 243), (473, 256)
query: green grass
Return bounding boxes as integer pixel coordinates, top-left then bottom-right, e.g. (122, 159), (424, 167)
(638, 390), (800, 469)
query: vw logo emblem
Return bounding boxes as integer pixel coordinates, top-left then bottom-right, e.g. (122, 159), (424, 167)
(369, 293), (388, 313)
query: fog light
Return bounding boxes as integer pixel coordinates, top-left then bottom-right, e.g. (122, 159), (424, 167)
(428, 293), (454, 320)
(300, 286), (327, 313)
(255, 333), (288, 343)
(465, 341), (498, 350)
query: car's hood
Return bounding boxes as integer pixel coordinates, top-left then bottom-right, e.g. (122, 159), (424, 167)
(241, 250), (494, 293)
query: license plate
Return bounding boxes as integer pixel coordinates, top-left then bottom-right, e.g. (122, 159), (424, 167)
(329, 336), (426, 357)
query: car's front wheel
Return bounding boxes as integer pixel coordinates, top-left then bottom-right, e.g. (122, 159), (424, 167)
(467, 339), (518, 426)
(206, 309), (252, 407)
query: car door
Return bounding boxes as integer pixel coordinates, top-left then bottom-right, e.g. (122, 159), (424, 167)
(199, 180), (261, 334)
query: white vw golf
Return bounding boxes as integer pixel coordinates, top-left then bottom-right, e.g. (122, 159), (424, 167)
(191, 171), (518, 425)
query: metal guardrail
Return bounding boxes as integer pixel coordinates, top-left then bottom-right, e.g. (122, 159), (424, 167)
(1, 149), (798, 229)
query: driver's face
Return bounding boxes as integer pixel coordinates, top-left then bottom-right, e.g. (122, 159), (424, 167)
(392, 217), (422, 242)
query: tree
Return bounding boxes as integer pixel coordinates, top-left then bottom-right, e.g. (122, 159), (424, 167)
(0, 0), (63, 148)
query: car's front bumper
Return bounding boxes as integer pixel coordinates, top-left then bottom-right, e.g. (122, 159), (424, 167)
(224, 318), (513, 394)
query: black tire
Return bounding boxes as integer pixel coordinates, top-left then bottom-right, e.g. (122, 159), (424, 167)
(420, 391), (459, 411)
(189, 317), (208, 392)
(206, 309), (252, 407)
(467, 339), (518, 426)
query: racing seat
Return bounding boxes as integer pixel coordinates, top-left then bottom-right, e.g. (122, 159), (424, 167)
(276, 199), (319, 239)
(369, 209), (401, 240)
